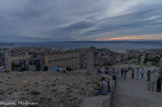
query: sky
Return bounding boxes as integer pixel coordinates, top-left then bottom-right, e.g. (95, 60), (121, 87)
(0, 0), (162, 42)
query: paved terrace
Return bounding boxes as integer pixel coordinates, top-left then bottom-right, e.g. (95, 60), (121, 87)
(111, 71), (162, 107)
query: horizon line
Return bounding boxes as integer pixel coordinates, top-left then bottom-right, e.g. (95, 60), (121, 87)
(1, 40), (162, 43)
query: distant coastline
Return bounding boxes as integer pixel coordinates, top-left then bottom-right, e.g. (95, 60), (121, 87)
(0, 41), (161, 53)
(0, 43), (14, 46)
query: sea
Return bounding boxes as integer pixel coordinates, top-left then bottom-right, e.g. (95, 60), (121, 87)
(0, 41), (162, 53)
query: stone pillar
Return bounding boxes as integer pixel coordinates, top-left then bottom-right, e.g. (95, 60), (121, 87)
(4, 50), (11, 71)
(87, 47), (99, 74)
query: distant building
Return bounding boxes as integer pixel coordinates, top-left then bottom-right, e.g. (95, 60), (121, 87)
(45, 50), (80, 71)
(11, 52), (30, 61)
(129, 58), (139, 64)
(147, 54), (156, 59)
(11, 52), (30, 71)
(28, 52), (45, 71)
(0, 48), (11, 71)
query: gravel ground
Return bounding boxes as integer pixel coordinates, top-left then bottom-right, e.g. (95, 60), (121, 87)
(0, 70), (101, 107)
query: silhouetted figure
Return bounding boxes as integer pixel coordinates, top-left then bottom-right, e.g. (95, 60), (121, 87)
(131, 69), (135, 79)
(147, 70), (151, 81)
(44, 65), (48, 71)
(157, 77), (161, 92)
(112, 73), (117, 85)
(121, 68), (124, 78)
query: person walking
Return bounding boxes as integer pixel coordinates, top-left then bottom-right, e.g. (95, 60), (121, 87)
(124, 68), (128, 79)
(131, 69), (135, 79)
(147, 70), (151, 81)
(117, 68), (120, 75)
(112, 71), (117, 85)
(140, 68), (144, 79)
(128, 65), (131, 71)
(136, 68), (140, 80)
(157, 77), (162, 92)
(153, 68), (158, 73)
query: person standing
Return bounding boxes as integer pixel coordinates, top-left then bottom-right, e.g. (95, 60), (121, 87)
(117, 68), (120, 75)
(147, 70), (151, 81)
(59, 66), (66, 73)
(107, 78), (111, 92)
(124, 69), (128, 79)
(121, 68), (124, 78)
(153, 68), (157, 73)
(112, 71), (117, 85)
(105, 67), (109, 74)
(128, 65), (131, 71)
(136, 68), (140, 80)
(157, 77), (161, 92)
(140, 68), (144, 79)
(55, 65), (59, 72)
(100, 66), (104, 73)
(131, 69), (135, 79)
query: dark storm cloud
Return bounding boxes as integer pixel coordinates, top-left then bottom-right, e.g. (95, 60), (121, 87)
(46, 21), (95, 39)
(0, 0), (162, 41)
(83, 9), (162, 36)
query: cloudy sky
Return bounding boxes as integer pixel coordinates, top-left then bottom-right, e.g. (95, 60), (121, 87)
(0, 0), (162, 42)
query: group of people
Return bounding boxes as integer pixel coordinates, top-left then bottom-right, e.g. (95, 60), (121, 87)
(96, 65), (162, 95)
(55, 66), (66, 73)
(120, 68), (128, 79)
(120, 67), (151, 81)
(98, 66), (154, 82)
(130, 68), (145, 80)
(99, 66), (119, 75)
(131, 68), (152, 81)
(55, 66), (73, 73)
(121, 67), (162, 93)
(96, 66), (118, 95)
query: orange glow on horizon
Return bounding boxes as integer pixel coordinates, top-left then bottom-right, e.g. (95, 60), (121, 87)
(96, 35), (162, 41)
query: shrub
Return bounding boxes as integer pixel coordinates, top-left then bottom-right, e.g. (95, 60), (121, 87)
(25, 89), (30, 91)
(8, 92), (12, 95)
(52, 89), (57, 93)
(30, 91), (40, 95)
(28, 105), (38, 107)
(0, 90), (5, 95)
(51, 84), (56, 86)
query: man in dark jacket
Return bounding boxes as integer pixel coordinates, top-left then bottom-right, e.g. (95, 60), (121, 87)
(157, 77), (162, 92)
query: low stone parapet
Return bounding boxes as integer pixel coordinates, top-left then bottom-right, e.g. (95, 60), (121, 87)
(80, 74), (115, 107)
(80, 93), (111, 107)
